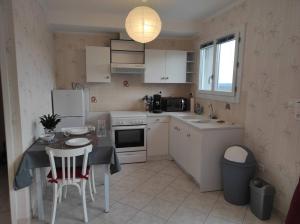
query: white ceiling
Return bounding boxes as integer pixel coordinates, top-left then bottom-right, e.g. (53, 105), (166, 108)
(43, 0), (242, 36)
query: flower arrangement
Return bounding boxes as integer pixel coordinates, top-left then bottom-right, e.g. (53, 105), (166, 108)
(40, 114), (61, 133)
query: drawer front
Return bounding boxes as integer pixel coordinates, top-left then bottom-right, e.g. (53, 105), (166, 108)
(117, 151), (147, 164)
(147, 116), (169, 123)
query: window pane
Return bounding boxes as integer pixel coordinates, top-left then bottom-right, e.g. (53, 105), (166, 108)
(199, 45), (214, 91)
(215, 39), (236, 92)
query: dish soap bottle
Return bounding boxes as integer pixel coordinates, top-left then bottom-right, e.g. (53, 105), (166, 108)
(189, 93), (195, 113)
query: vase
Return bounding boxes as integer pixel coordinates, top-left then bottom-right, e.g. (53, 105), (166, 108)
(44, 128), (54, 135)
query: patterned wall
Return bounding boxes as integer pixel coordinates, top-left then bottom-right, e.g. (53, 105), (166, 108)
(194, 0), (300, 215)
(54, 32), (193, 111)
(12, 0), (56, 150)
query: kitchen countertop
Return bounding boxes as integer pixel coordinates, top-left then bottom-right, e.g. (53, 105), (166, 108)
(146, 111), (243, 131)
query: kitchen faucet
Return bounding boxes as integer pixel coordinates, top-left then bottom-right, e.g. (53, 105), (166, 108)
(208, 103), (217, 119)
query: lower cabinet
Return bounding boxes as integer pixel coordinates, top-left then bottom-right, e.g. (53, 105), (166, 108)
(147, 117), (169, 159)
(169, 117), (243, 192)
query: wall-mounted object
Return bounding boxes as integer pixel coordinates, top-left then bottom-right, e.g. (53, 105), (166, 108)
(295, 100), (300, 120)
(123, 80), (129, 87)
(91, 96), (97, 103)
(125, 6), (162, 43)
(86, 46), (111, 83)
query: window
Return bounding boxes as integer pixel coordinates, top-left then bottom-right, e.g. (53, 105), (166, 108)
(198, 29), (243, 102)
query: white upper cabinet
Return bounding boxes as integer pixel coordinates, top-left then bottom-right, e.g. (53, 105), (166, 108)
(144, 49), (166, 83)
(86, 46), (111, 83)
(166, 50), (187, 83)
(144, 49), (188, 83)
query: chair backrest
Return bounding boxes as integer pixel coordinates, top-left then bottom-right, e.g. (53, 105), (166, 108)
(46, 145), (93, 183)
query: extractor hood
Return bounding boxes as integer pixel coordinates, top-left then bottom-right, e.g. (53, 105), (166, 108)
(110, 63), (145, 74)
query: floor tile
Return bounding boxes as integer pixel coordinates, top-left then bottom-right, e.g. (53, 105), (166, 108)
(140, 160), (169, 172)
(210, 197), (247, 224)
(182, 193), (217, 214)
(100, 183), (133, 201)
(90, 202), (139, 224)
(128, 168), (156, 181)
(120, 191), (154, 209)
(171, 176), (198, 193)
(157, 186), (189, 205)
(168, 206), (208, 224)
(137, 173), (176, 196)
(114, 174), (144, 190)
(127, 211), (167, 224)
(243, 208), (283, 224)
(142, 198), (179, 220)
(159, 164), (186, 177)
(205, 215), (238, 224)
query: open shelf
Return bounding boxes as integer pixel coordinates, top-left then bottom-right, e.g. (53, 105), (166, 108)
(110, 39), (145, 64)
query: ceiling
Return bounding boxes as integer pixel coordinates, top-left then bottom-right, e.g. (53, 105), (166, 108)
(43, 0), (242, 36)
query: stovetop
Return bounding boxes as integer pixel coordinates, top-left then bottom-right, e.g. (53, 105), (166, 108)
(110, 111), (147, 118)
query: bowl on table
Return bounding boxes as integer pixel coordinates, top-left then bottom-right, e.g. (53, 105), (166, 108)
(40, 133), (55, 142)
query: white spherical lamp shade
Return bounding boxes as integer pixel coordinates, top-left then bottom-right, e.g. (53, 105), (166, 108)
(125, 6), (162, 43)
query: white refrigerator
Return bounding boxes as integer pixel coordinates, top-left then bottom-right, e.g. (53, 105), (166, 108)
(52, 89), (86, 131)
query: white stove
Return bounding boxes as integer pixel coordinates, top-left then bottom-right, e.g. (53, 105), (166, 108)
(110, 111), (147, 126)
(110, 111), (147, 164)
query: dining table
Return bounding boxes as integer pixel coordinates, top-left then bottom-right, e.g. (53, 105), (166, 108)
(13, 131), (121, 221)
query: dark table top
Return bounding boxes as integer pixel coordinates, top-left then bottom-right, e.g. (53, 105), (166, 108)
(14, 132), (121, 190)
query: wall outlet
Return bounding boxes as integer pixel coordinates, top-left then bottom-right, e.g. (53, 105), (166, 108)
(258, 162), (265, 172)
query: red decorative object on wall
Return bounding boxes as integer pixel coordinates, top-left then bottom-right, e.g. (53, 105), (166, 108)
(123, 80), (129, 87)
(285, 178), (300, 224)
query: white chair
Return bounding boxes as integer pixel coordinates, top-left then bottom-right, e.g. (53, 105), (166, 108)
(61, 127), (97, 195)
(46, 145), (93, 224)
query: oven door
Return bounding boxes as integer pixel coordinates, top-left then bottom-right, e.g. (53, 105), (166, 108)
(112, 125), (146, 153)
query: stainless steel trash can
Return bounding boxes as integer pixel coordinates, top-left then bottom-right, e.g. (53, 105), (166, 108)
(250, 178), (275, 220)
(222, 146), (257, 205)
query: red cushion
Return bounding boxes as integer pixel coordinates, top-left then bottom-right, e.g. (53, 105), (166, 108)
(286, 178), (300, 224)
(47, 166), (90, 181)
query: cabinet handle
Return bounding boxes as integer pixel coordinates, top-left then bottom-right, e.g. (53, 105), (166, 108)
(156, 118), (160, 122)
(106, 76), (110, 79)
(166, 77), (169, 80)
(187, 133), (191, 137)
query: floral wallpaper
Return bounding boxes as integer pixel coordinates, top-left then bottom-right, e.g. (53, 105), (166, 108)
(12, 0), (55, 150)
(194, 0), (300, 215)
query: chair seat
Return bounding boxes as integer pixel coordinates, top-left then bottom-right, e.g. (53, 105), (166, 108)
(47, 166), (90, 183)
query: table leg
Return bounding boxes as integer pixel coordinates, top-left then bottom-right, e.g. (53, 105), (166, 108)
(104, 164), (110, 213)
(34, 168), (45, 220)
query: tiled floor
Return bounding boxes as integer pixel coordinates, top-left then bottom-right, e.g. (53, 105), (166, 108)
(34, 160), (283, 224)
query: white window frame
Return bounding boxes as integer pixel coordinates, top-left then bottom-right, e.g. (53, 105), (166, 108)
(197, 26), (245, 103)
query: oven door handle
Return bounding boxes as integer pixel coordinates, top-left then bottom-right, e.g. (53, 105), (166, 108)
(112, 125), (146, 130)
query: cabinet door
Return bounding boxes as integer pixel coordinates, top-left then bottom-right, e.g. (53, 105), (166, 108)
(86, 46), (111, 83)
(144, 49), (166, 83)
(169, 119), (181, 161)
(165, 50), (187, 83)
(147, 122), (169, 157)
(176, 122), (188, 169)
(186, 128), (202, 181)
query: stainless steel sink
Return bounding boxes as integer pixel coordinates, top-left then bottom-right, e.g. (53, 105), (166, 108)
(191, 119), (211, 123)
(180, 115), (203, 120)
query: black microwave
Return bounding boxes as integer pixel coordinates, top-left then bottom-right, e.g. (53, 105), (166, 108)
(161, 97), (188, 112)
